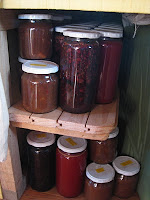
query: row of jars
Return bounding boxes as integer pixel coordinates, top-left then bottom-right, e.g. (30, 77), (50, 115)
(27, 130), (140, 200)
(18, 14), (123, 114)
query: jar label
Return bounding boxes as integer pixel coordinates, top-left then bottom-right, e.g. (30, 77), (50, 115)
(121, 160), (133, 166)
(96, 168), (104, 173)
(66, 138), (77, 146)
(36, 133), (46, 138)
(30, 63), (47, 67)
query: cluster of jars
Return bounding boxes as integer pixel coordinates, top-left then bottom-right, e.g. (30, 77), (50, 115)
(27, 130), (140, 200)
(18, 14), (123, 115)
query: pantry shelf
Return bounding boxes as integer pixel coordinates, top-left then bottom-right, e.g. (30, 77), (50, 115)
(9, 96), (119, 140)
(20, 187), (140, 200)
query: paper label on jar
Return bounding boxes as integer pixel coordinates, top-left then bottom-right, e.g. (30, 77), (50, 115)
(121, 160), (133, 166)
(36, 133), (46, 138)
(66, 138), (77, 146)
(30, 63), (47, 67)
(96, 168), (104, 173)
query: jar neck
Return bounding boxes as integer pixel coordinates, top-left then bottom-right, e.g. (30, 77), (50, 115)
(65, 36), (97, 42)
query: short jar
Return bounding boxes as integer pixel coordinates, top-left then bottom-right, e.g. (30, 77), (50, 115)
(56, 136), (87, 197)
(18, 14), (53, 59)
(89, 127), (119, 164)
(84, 163), (115, 200)
(113, 156), (140, 198)
(21, 60), (59, 113)
(27, 131), (56, 192)
(60, 29), (100, 113)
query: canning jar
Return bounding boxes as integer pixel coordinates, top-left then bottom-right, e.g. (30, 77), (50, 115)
(95, 28), (123, 104)
(21, 60), (59, 113)
(89, 127), (119, 164)
(27, 131), (56, 192)
(84, 163), (115, 200)
(113, 156), (140, 198)
(56, 136), (87, 197)
(60, 29), (100, 113)
(18, 14), (53, 59)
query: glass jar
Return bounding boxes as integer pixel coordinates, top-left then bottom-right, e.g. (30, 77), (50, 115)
(18, 14), (53, 59)
(59, 30), (100, 113)
(95, 28), (123, 104)
(89, 127), (119, 164)
(56, 136), (87, 197)
(27, 131), (56, 192)
(113, 156), (140, 198)
(21, 60), (59, 113)
(84, 163), (115, 200)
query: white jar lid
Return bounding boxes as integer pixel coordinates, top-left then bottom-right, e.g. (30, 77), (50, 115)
(86, 163), (115, 183)
(18, 57), (51, 64)
(113, 156), (140, 176)
(27, 131), (56, 147)
(55, 26), (71, 33)
(96, 26), (123, 32)
(22, 60), (59, 74)
(57, 136), (87, 153)
(18, 14), (52, 20)
(64, 25), (91, 30)
(108, 127), (119, 139)
(63, 29), (100, 39)
(94, 28), (123, 38)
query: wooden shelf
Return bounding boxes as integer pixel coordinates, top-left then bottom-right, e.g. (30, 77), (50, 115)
(9, 97), (119, 140)
(20, 187), (140, 200)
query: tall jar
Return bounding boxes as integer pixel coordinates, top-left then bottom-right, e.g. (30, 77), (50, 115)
(21, 60), (59, 113)
(27, 131), (56, 192)
(84, 163), (115, 200)
(60, 29), (100, 113)
(56, 136), (87, 197)
(18, 14), (53, 59)
(95, 28), (123, 104)
(113, 156), (140, 198)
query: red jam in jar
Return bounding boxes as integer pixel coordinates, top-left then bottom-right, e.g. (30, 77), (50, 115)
(60, 29), (100, 113)
(95, 28), (123, 104)
(56, 136), (87, 197)
(18, 14), (53, 59)
(89, 127), (119, 164)
(21, 60), (59, 113)
(113, 156), (140, 198)
(27, 131), (56, 192)
(84, 163), (115, 200)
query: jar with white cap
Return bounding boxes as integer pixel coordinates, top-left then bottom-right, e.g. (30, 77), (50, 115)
(60, 29), (100, 113)
(27, 131), (56, 192)
(18, 14), (53, 60)
(89, 127), (119, 164)
(21, 60), (59, 113)
(84, 163), (115, 200)
(113, 156), (140, 198)
(94, 27), (123, 104)
(56, 136), (87, 197)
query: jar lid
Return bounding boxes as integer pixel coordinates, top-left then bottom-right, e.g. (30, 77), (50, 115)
(18, 14), (52, 20)
(63, 29), (100, 39)
(94, 28), (123, 38)
(22, 60), (59, 74)
(18, 57), (51, 64)
(27, 131), (56, 147)
(96, 26), (123, 32)
(86, 163), (115, 183)
(113, 156), (140, 176)
(51, 15), (64, 21)
(64, 25), (91, 30)
(108, 127), (119, 139)
(57, 136), (87, 153)
(55, 26), (71, 33)
(71, 24), (96, 28)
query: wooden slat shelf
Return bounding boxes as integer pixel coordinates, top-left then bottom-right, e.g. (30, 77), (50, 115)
(9, 97), (119, 140)
(20, 187), (140, 200)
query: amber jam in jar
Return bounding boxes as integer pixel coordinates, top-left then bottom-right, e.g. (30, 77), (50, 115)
(21, 61), (59, 113)
(113, 156), (140, 198)
(18, 14), (53, 59)
(56, 136), (87, 198)
(27, 131), (56, 192)
(60, 29), (100, 113)
(95, 28), (123, 104)
(89, 127), (119, 164)
(84, 163), (115, 200)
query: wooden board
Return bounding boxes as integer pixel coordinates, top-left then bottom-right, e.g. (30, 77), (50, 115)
(9, 97), (118, 141)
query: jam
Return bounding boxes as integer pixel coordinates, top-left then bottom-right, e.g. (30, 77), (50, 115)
(89, 127), (119, 164)
(59, 29), (100, 113)
(27, 131), (56, 192)
(18, 14), (53, 59)
(21, 61), (59, 114)
(56, 136), (87, 197)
